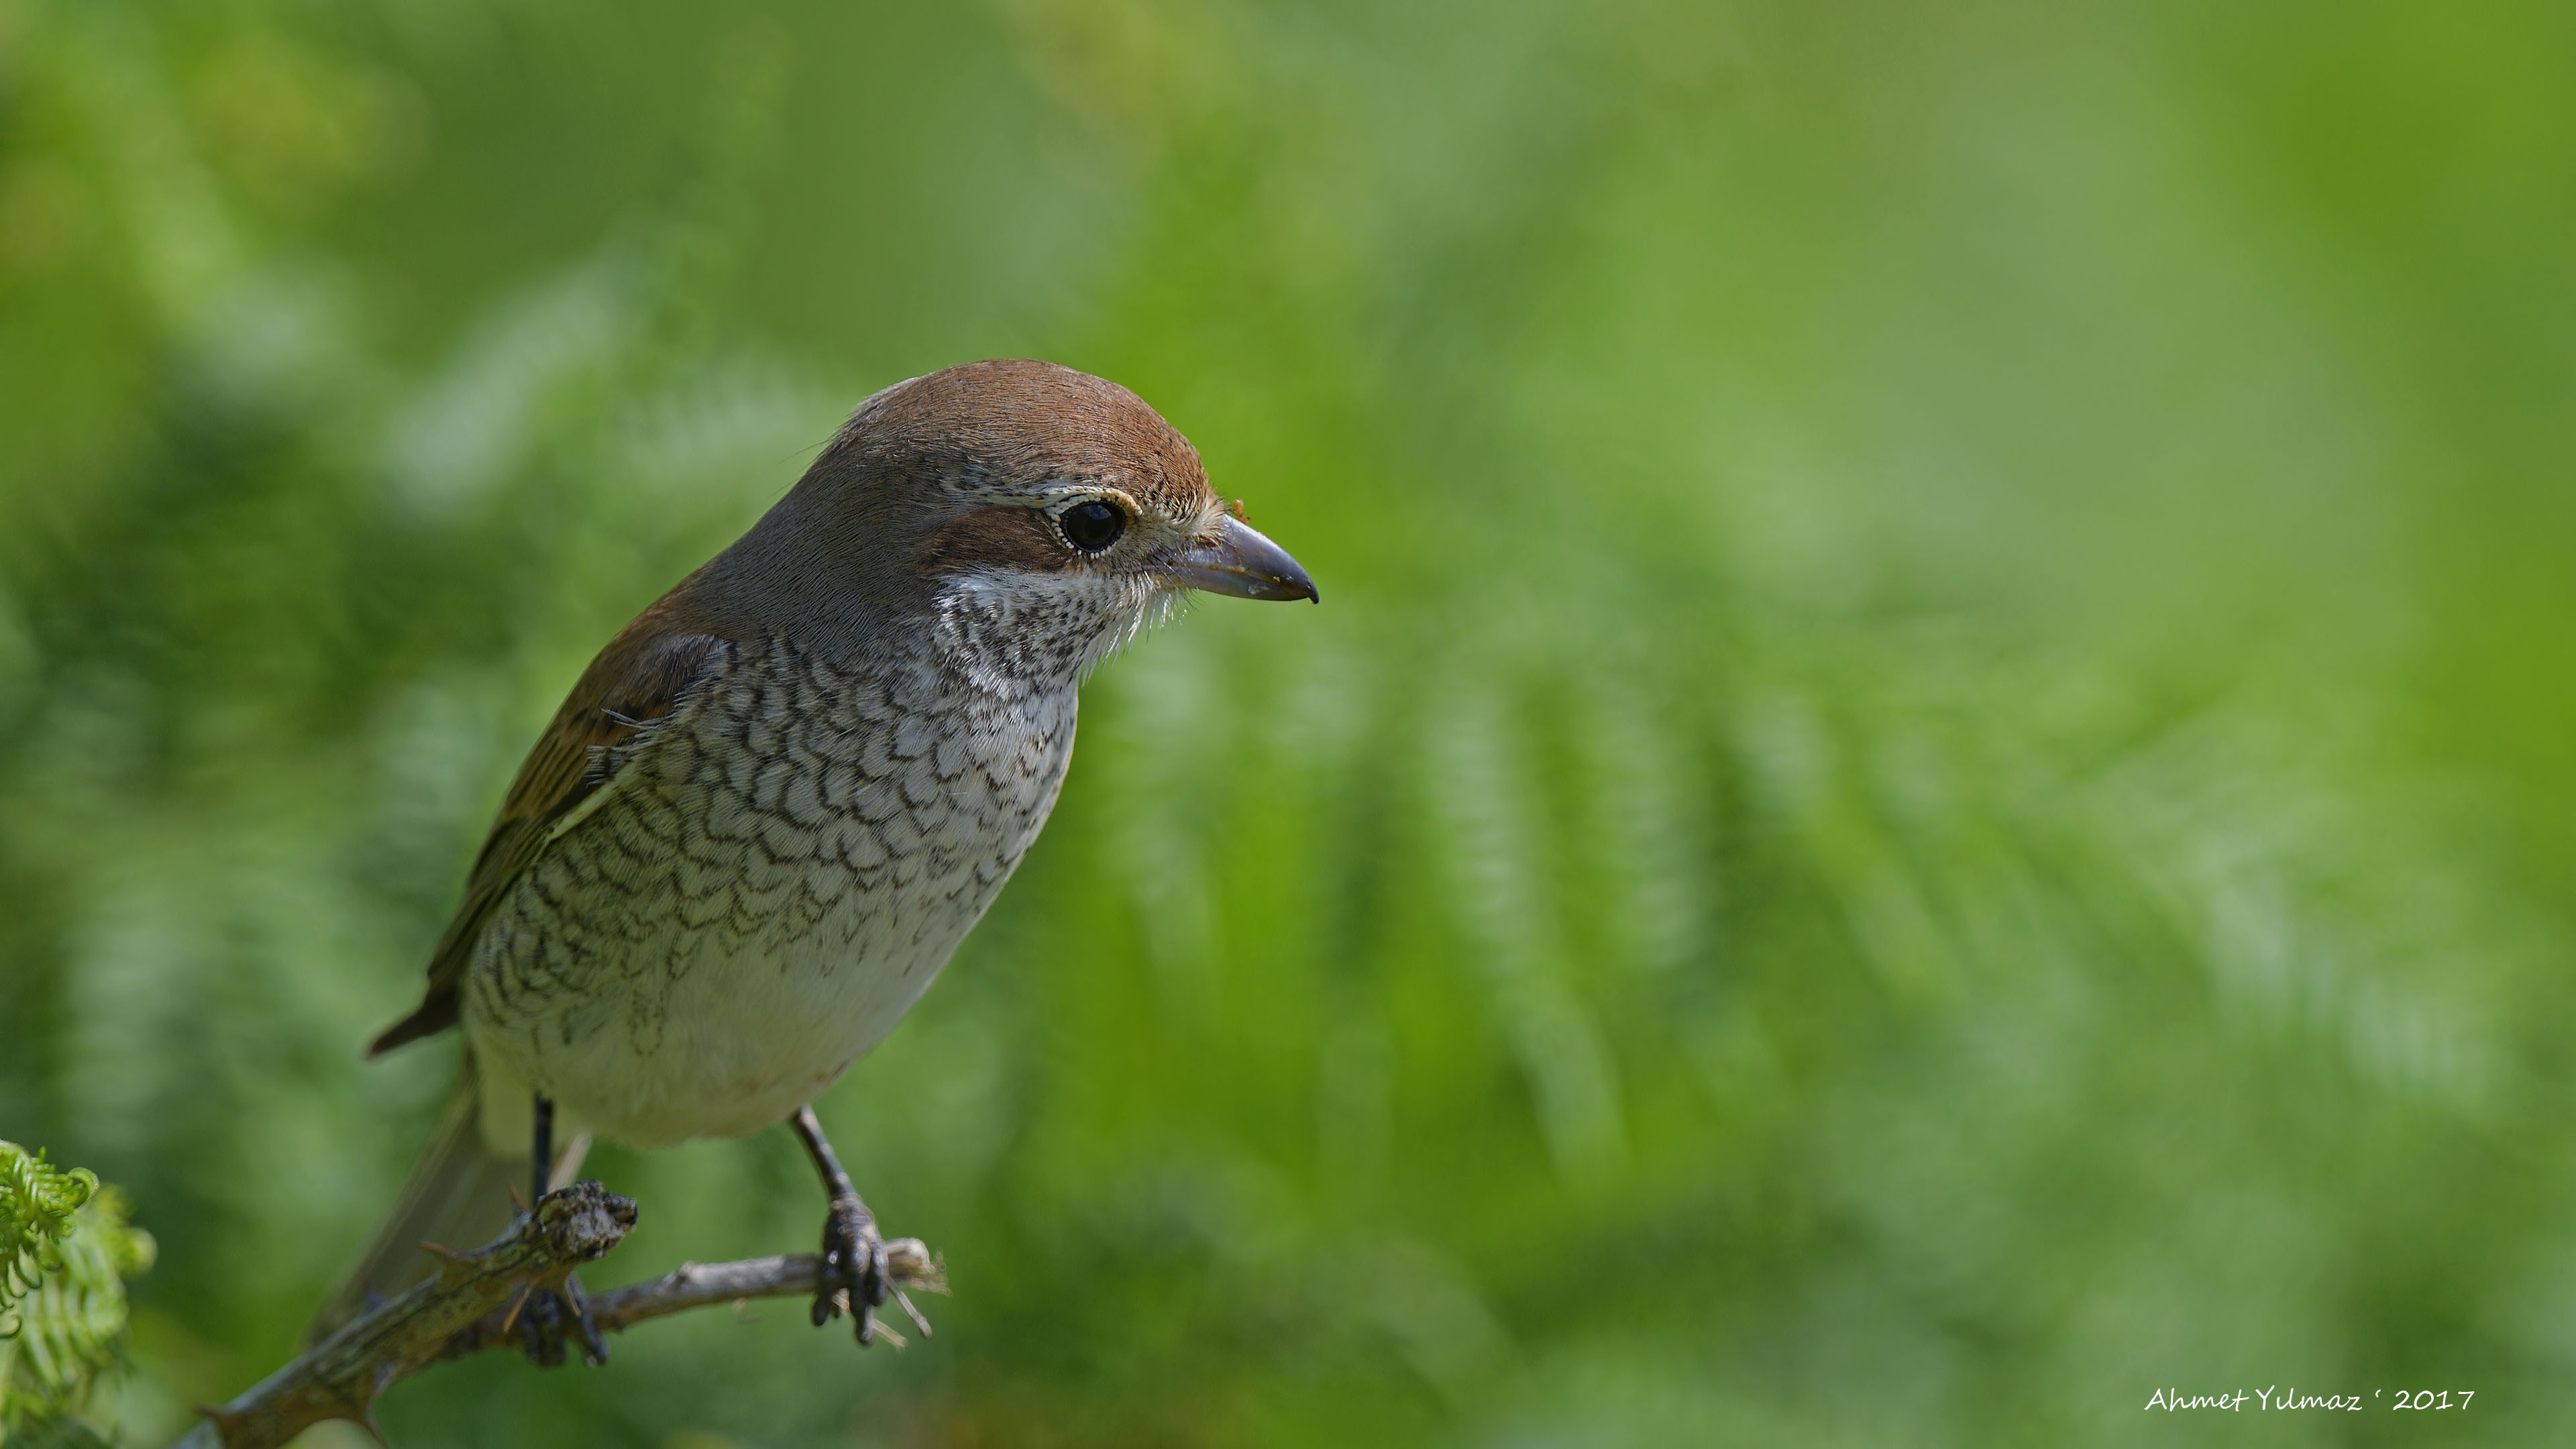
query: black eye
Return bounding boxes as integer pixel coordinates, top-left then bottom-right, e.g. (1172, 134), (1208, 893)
(1060, 499), (1126, 553)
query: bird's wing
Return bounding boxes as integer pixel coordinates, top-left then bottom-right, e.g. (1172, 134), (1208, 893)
(367, 623), (734, 1057)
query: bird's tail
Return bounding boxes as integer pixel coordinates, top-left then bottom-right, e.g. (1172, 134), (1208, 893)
(305, 1055), (590, 1344)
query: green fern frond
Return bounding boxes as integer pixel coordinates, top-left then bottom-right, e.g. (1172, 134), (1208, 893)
(0, 1148), (95, 1341)
(0, 1148), (152, 1442)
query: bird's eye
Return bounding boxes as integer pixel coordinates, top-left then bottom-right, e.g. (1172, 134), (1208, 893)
(1060, 500), (1126, 553)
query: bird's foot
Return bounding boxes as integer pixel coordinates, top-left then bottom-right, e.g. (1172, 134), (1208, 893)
(510, 1270), (609, 1368)
(812, 1193), (890, 1345)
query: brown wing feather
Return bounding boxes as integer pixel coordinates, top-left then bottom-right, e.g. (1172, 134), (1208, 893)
(368, 616), (733, 1057)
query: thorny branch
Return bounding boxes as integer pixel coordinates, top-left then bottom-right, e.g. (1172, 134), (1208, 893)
(170, 1182), (946, 1449)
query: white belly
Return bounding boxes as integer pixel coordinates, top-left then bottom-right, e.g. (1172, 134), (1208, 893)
(470, 879), (981, 1148)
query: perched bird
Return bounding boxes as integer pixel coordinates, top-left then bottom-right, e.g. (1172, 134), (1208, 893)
(316, 360), (1315, 1358)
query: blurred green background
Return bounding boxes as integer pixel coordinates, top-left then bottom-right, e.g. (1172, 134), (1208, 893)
(5, 0), (2576, 1444)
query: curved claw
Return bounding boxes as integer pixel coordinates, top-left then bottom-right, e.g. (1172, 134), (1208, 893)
(564, 1271), (610, 1365)
(515, 1272), (609, 1368)
(814, 1195), (890, 1346)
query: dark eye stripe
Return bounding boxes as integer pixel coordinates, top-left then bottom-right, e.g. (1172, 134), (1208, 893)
(915, 506), (1064, 574)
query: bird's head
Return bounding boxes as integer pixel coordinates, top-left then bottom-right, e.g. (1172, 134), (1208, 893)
(735, 359), (1313, 678)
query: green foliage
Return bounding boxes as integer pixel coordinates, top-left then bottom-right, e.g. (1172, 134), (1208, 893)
(0, 1146), (150, 1444)
(5, 0), (2576, 1445)
(0, 1146), (95, 1340)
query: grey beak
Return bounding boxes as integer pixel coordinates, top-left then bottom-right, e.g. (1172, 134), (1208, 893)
(1167, 515), (1318, 602)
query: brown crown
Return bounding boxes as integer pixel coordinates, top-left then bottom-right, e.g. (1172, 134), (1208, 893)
(832, 359), (1213, 515)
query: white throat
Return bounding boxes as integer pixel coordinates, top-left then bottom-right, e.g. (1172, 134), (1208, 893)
(930, 570), (1177, 696)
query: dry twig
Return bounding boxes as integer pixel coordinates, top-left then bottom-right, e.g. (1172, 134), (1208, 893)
(171, 1182), (945, 1449)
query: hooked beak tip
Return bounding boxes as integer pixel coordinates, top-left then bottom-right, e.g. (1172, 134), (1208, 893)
(1168, 515), (1318, 604)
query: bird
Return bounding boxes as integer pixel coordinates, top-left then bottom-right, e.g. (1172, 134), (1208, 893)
(313, 358), (1316, 1360)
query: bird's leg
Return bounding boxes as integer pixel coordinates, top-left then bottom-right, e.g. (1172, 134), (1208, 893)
(517, 1091), (608, 1368)
(790, 1104), (888, 1346)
